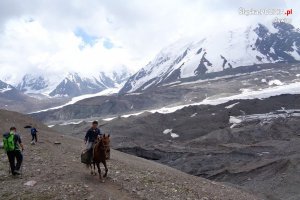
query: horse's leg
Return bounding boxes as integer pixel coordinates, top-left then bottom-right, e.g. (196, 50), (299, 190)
(93, 162), (97, 175)
(103, 160), (108, 178)
(96, 162), (103, 181)
(89, 164), (93, 175)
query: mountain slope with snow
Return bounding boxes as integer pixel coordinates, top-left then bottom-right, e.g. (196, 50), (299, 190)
(120, 22), (300, 93)
(16, 74), (55, 94)
(49, 72), (112, 97)
(4, 67), (132, 98)
(0, 80), (14, 94)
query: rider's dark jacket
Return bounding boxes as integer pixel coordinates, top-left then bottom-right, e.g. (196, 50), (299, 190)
(85, 128), (101, 143)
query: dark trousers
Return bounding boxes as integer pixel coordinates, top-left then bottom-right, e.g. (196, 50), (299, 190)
(31, 133), (37, 142)
(7, 150), (23, 174)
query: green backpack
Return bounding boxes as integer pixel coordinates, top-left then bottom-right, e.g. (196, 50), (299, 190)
(3, 132), (15, 152)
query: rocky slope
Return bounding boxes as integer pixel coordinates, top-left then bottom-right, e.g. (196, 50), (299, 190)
(0, 80), (70, 113)
(51, 94), (300, 200)
(0, 109), (260, 200)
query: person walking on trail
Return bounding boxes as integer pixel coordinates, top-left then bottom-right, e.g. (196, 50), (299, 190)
(84, 121), (102, 162)
(30, 126), (38, 144)
(2, 127), (24, 176)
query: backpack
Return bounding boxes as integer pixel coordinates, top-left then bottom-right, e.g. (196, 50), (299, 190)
(31, 128), (37, 135)
(3, 133), (15, 152)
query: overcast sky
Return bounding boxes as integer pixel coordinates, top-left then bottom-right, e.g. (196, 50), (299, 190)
(0, 0), (299, 82)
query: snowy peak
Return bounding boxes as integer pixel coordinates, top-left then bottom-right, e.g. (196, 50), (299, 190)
(49, 72), (109, 97)
(254, 23), (300, 62)
(17, 74), (49, 93)
(111, 66), (132, 84)
(120, 22), (300, 93)
(0, 80), (14, 93)
(48, 69), (131, 97)
(9, 66), (131, 98)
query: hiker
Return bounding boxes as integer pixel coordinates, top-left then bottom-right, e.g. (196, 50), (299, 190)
(2, 127), (24, 176)
(84, 121), (102, 162)
(30, 126), (38, 144)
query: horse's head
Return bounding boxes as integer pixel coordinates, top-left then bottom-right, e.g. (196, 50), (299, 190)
(102, 134), (110, 147)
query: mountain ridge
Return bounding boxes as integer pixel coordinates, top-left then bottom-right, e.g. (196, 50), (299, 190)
(120, 22), (300, 94)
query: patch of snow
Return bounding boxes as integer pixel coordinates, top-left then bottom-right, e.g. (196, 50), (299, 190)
(161, 81), (182, 87)
(270, 47), (275, 54)
(0, 86), (12, 93)
(268, 80), (284, 86)
(59, 121), (83, 126)
(163, 129), (172, 134)
(125, 93), (142, 96)
(288, 42), (300, 60)
(163, 129), (179, 138)
(190, 113), (197, 117)
(239, 88), (252, 93)
(229, 109), (300, 128)
(296, 74), (300, 77)
(261, 79), (267, 83)
(229, 116), (243, 124)
(225, 102), (240, 109)
(103, 117), (117, 121)
(121, 112), (144, 118)
(170, 133), (179, 138)
(29, 87), (121, 114)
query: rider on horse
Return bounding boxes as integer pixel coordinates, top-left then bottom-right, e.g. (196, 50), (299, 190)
(84, 121), (102, 163)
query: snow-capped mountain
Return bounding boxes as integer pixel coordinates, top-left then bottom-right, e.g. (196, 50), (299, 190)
(11, 67), (132, 97)
(0, 80), (14, 94)
(49, 72), (115, 97)
(49, 69), (132, 97)
(0, 80), (28, 107)
(120, 22), (300, 93)
(17, 74), (49, 93)
(111, 66), (133, 84)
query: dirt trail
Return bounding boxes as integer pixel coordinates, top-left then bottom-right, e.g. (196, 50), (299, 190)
(0, 129), (140, 200)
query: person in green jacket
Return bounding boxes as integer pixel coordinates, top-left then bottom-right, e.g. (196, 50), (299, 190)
(3, 127), (24, 176)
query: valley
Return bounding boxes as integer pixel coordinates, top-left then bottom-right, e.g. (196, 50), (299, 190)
(50, 94), (300, 200)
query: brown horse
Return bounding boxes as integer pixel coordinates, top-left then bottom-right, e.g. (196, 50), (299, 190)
(90, 134), (110, 181)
